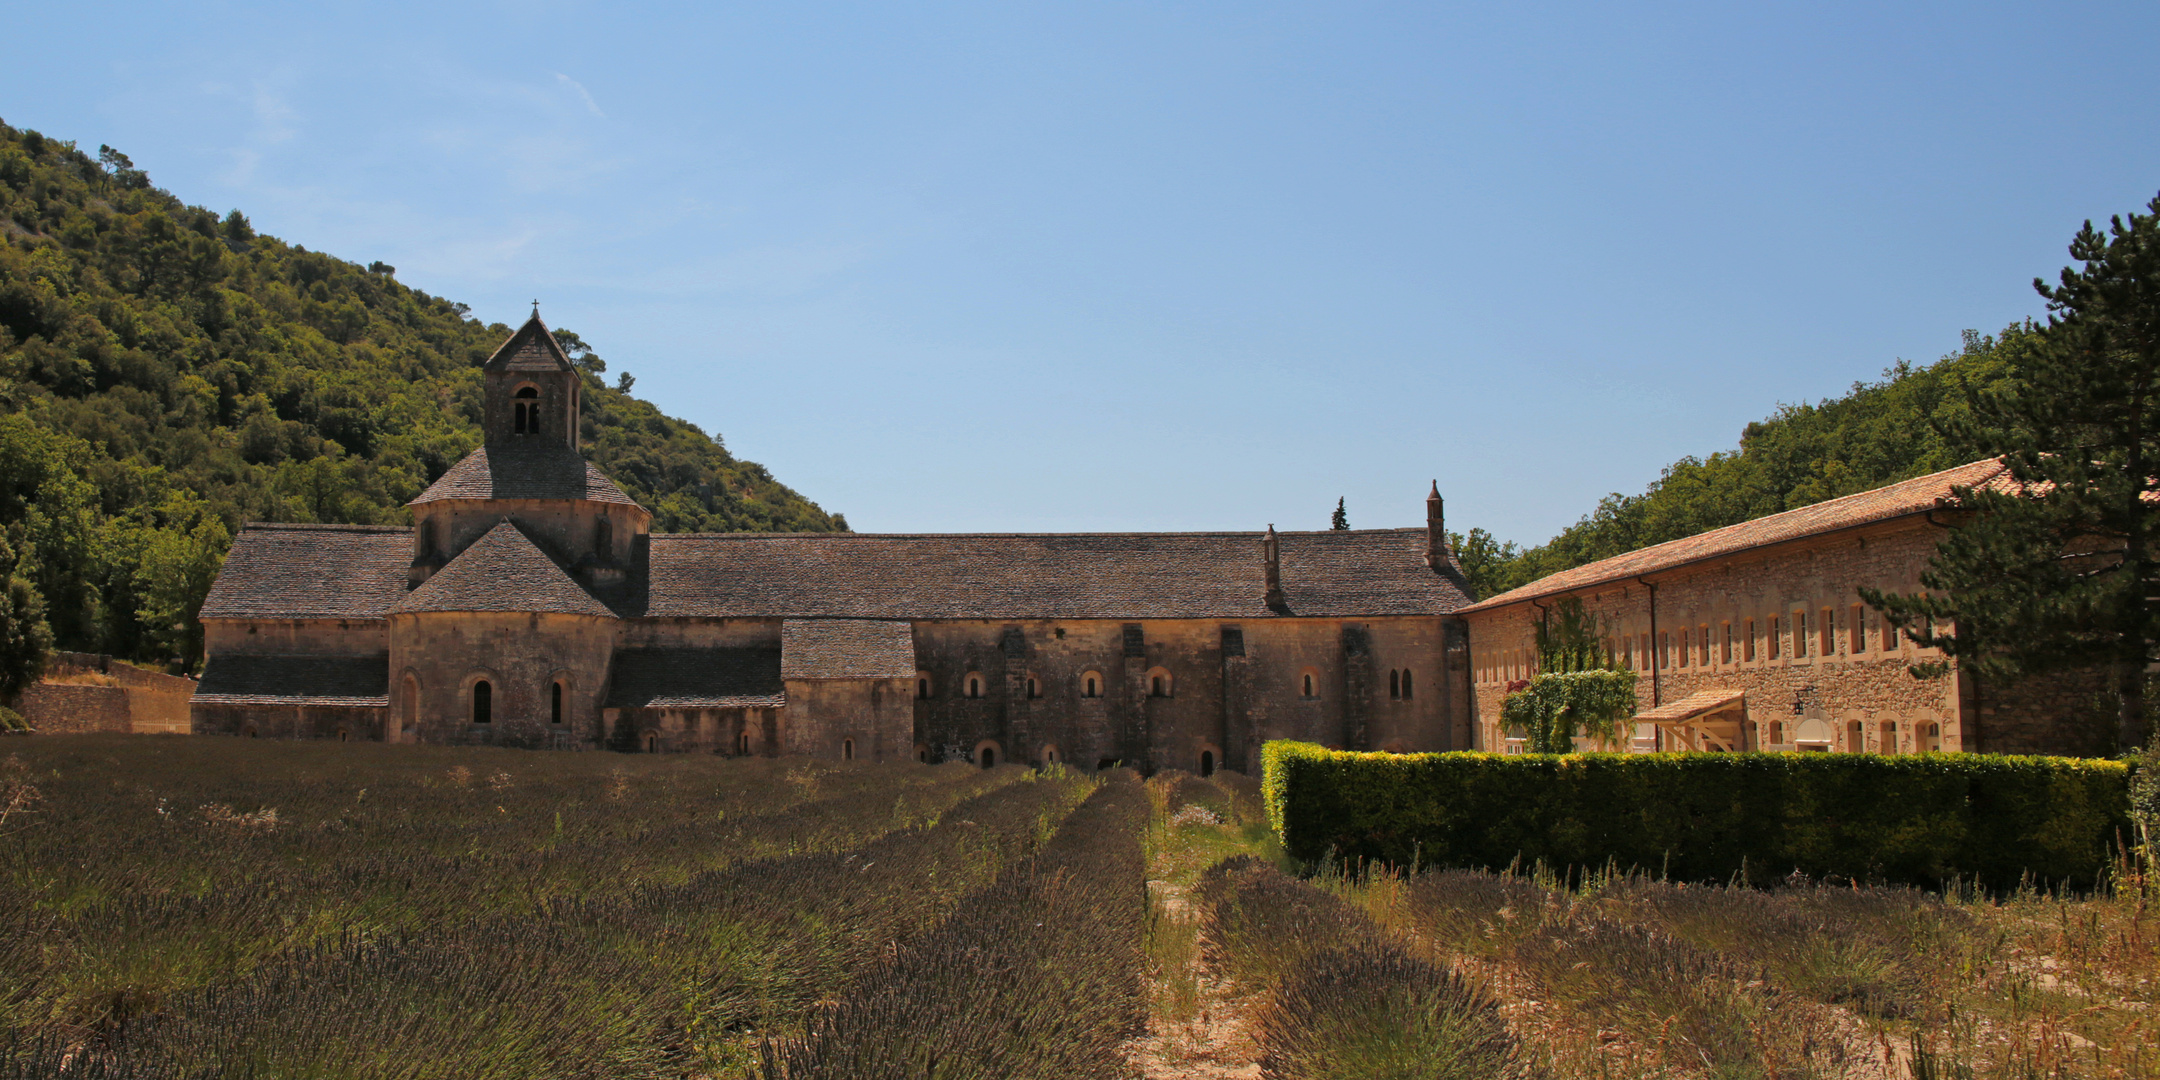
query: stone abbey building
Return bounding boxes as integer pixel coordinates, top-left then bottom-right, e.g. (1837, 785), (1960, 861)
(193, 315), (1476, 771)
(1461, 459), (2106, 757)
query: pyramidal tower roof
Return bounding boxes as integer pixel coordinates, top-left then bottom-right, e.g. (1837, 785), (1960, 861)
(394, 520), (615, 617)
(485, 310), (576, 373)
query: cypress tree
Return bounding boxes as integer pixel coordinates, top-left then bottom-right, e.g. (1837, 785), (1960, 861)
(1330, 498), (1349, 530)
(1865, 193), (2160, 751)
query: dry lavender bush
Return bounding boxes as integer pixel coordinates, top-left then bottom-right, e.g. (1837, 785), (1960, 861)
(0, 736), (1097, 1078)
(1198, 856), (1527, 1080)
(759, 774), (1150, 1080)
(1360, 864), (2160, 1079)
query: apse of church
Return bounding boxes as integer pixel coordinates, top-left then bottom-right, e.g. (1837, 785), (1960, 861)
(192, 313), (1475, 769)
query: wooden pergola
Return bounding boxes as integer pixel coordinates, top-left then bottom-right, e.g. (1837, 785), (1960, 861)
(1634, 688), (1748, 752)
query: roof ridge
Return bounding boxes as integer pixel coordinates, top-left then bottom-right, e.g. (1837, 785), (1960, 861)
(649, 527), (1431, 540)
(240, 522), (413, 534)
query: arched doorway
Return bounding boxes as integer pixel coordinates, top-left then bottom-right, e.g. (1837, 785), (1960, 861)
(1199, 749), (1215, 777)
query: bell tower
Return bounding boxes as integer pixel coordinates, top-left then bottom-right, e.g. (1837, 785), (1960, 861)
(483, 306), (581, 452)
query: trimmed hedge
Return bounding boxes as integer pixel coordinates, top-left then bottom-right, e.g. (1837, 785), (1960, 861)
(1262, 741), (2133, 889)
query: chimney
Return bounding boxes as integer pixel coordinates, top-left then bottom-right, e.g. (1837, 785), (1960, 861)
(1425, 481), (1447, 569)
(1263, 525), (1287, 610)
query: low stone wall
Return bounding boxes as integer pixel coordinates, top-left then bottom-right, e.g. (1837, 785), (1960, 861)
(17, 653), (198, 734)
(15, 683), (132, 734)
(193, 702), (387, 741)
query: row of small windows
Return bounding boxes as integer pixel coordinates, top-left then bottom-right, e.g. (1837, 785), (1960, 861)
(914, 669), (1173, 700)
(908, 667), (1380, 702)
(1478, 604), (1932, 683)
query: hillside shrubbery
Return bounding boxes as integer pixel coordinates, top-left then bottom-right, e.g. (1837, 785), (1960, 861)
(1452, 328), (2022, 599)
(0, 121), (843, 670)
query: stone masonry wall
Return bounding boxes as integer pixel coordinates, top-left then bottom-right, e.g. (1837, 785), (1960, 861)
(388, 611), (617, 749)
(910, 615), (1457, 774)
(1467, 518), (1967, 753)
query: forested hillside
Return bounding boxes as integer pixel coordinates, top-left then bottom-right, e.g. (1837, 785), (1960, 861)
(0, 119), (844, 672)
(1450, 327), (2023, 599)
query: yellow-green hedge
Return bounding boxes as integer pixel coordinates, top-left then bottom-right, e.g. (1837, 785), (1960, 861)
(1262, 741), (2132, 889)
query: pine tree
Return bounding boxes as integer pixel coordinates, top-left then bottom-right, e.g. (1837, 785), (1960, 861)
(1865, 193), (2160, 751)
(1330, 498), (1349, 530)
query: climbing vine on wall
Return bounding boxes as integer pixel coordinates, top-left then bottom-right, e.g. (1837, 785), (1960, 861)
(1500, 670), (1640, 753)
(1501, 598), (1636, 752)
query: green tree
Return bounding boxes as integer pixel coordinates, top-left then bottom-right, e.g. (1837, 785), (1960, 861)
(1330, 498), (1348, 530)
(0, 534), (51, 701)
(1865, 194), (2160, 752)
(1448, 527), (1523, 601)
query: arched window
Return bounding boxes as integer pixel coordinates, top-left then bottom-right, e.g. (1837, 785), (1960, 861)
(551, 681), (564, 724)
(1300, 668), (1319, 699)
(1769, 720), (1785, 745)
(1401, 670), (1413, 700)
(1878, 720), (1898, 755)
(843, 738), (855, 761)
(978, 744), (997, 768)
(1041, 745), (1060, 765)
(916, 672), (933, 699)
(397, 673), (419, 741)
(594, 517), (612, 561)
(471, 680), (492, 724)
(916, 743), (929, 763)
(512, 386), (539, 434)
(337, 727), (349, 742)
(1389, 670), (1400, 699)
(1147, 667), (1172, 698)
(1081, 672), (1102, 698)
(737, 731), (752, 756)
(1027, 676), (1041, 699)
(965, 673), (984, 699)
(645, 731), (659, 753)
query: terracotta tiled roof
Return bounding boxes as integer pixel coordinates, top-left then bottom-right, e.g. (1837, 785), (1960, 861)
(631, 529), (1471, 620)
(1462, 458), (2011, 613)
(193, 653), (390, 707)
(408, 445), (639, 507)
(604, 647), (785, 708)
(781, 620), (917, 679)
(199, 524), (414, 620)
(1634, 688), (1746, 724)
(395, 521), (616, 618)
(486, 313), (575, 373)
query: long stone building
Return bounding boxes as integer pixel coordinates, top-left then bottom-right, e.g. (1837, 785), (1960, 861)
(192, 315), (1477, 771)
(1461, 459), (2107, 757)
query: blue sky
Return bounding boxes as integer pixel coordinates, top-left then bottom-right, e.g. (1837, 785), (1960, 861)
(5, 2), (2158, 541)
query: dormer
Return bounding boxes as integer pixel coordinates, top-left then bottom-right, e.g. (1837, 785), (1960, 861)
(483, 309), (581, 452)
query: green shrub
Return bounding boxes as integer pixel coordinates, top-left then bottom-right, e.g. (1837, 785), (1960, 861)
(1263, 741), (2132, 889)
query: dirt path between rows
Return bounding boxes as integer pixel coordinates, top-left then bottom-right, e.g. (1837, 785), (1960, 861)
(1125, 879), (1263, 1080)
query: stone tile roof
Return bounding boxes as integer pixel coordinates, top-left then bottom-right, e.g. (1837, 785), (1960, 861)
(199, 524), (414, 620)
(631, 528), (1469, 620)
(781, 620), (917, 679)
(408, 445), (638, 507)
(1462, 458), (2011, 613)
(604, 647), (785, 709)
(486, 313), (575, 372)
(395, 521), (616, 618)
(192, 653), (390, 707)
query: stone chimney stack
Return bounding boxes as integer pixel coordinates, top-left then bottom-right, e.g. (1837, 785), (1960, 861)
(1263, 525), (1286, 610)
(1425, 481), (1447, 569)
